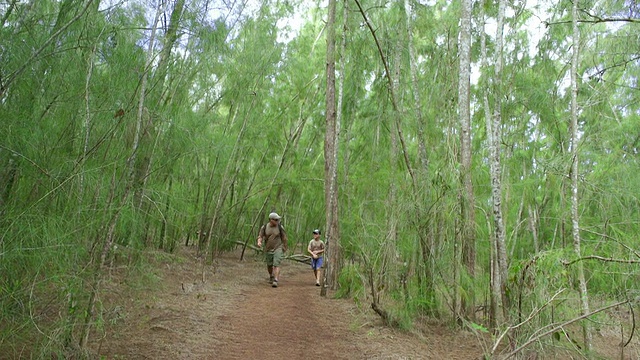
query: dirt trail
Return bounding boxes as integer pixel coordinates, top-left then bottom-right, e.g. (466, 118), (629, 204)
(94, 247), (484, 359)
(213, 267), (364, 359)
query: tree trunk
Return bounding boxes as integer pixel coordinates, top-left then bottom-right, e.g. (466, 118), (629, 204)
(128, 0), (165, 208)
(570, 0), (592, 351)
(354, 0), (417, 191)
(457, 0), (476, 320)
(208, 103), (253, 260)
(79, 30), (101, 203)
(322, 0), (339, 296)
(480, 8), (500, 328)
(404, 0), (429, 172)
(491, 0), (510, 324)
(79, 0), (165, 349)
(155, 0), (185, 105)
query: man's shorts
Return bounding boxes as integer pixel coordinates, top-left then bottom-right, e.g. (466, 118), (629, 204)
(311, 256), (323, 270)
(266, 248), (284, 267)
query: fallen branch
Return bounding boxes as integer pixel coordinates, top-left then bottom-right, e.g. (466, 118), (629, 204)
(563, 255), (640, 266)
(623, 303), (635, 347)
(238, 241), (261, 252)
(491, 289), (566, 355)
(286, 254), (312, 265)
(234, 240), (311, 264)
(502, 300), (629, 359)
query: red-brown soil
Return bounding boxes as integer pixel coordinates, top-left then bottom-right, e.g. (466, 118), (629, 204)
(91, 245), (640, 360)
(92, 246), (485, 359)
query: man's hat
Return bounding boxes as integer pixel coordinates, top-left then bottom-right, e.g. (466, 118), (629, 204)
(313, 229), (320, 234)
(269, 212), (281, 220)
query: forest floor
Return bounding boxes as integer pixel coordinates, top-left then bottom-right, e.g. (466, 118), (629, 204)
(91, 245), (485, 359)
(90, 245), (637, 360)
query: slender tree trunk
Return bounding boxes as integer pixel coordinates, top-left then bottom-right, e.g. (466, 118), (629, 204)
(329, 0), (348, 287)
(135, 0), (185, 228)
(155, 0), (185, 105)
(239, 149), (270, 260)
(0, 0), (18, 28)
(322, 0), (339, 296)
(384, 39), (402, 295)
(80, 167), (130, 349)
(354, 0), (417, 191)
(79, 1), (164, 349)
(326, 0), (352, 289)
(404, 0), (429, 171)
(570, 0), (592, 351)
(129, 0), (165, 207)
(79, 36), (98, 202)
(480, 9), (501, 328)
(492, 0), (510, 324)
(404, 0), (436, 308)
(5, 0), (95, 90)
(207, 103), (253, 260)
(457, 0), (476, 319)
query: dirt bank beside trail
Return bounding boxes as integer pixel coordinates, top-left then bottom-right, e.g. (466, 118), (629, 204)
(93, 247), (484, 359)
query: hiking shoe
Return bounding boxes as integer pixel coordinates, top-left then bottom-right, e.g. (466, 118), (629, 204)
(315, 282), (320, 286)
(272, 280), (278, 288)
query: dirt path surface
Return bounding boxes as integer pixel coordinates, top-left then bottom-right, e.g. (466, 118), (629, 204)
(214, 268), (362, 359)
(93, 247), (484, 359)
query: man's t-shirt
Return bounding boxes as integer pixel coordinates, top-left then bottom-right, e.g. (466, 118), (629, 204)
(261, 223), (285, 251)
(308, 239), (325, 256)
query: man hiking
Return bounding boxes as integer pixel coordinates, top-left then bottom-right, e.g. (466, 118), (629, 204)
(256, 212), (288, 288)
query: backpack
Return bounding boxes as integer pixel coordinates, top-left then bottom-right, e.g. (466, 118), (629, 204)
(260, 222), (286, 239)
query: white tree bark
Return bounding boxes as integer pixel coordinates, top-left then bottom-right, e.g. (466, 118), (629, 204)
(570, 0), (592, 351)
(457, 0), (476, 318)
(491, 0), (510, 324)
(481, 9), (501, 328)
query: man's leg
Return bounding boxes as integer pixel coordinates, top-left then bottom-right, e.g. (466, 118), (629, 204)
(266, 253), (275, 283)
(273, 266), (280, 282)
(271, 248), (284, 287)
(271, 266), (280, 287)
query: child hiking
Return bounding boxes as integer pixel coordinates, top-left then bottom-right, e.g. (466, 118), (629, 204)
(307, 229), (325, 286)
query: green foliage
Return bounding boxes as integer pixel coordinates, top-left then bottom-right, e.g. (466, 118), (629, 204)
(1, 0), (640, 356)
(0, 211), (89, 356)
(335, 263), (365, 300)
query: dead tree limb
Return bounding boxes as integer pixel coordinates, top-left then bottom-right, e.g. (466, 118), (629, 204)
(235, 240), (311, 264)
(491, 289), (566, 356)
(502, 300), (629, 359)
(563, 255), (640, 266)
(623, 303), (635, 348)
